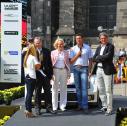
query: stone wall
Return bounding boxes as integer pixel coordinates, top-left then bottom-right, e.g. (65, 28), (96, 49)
(56, 0), (75, 35)
(31, 0), (52, 49)
(113, 36), (127, 50)
(113, 0), (127, 50)
(74, 0), (88, 34)
(115, 0), (127, 34)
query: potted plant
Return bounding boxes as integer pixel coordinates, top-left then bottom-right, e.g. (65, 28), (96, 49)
(0, 91), (4, 104)
(3, 92), (13, 105)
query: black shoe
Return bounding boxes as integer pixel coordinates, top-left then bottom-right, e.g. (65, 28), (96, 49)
(76, 106), (83, 111)
(46, 108), (57, 114)
(83, 109), (89, 114)
(52, 110), (57, 114)
(35, 111), (42, 116)
(35, 109), (42, 116)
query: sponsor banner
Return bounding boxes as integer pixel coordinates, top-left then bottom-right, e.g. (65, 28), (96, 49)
(4, 31), (19, 35)
(0, 2), (22, 83)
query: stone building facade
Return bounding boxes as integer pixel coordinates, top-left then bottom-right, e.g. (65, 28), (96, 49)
(31, 0), (51, 48)
(31, 0), (127, 50)
(113, 0), (127, 50)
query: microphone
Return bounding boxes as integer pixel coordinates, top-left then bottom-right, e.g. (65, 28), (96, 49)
(79, 47), (82, 57)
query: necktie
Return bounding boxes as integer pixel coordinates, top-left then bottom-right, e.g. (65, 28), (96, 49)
(38, 49), (43, 62)
(39, 52), (43, 62)
(36, 50), (40, 61)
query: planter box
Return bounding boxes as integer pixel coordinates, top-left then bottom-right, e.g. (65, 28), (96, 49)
(115, 107), (127, 126)
(0, 105), (20, 119)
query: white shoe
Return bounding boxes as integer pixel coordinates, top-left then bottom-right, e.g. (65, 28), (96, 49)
(100, 107), (107, 112)
(60, 108), (66, 112)
(105, 110), (112, 116)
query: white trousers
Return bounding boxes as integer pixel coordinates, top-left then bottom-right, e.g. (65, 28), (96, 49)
(96, 68), (113, 111)
(52, 68), (67, 110)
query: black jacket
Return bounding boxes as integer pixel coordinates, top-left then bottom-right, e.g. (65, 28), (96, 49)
(36, 47), (53, 80)
(92, 42), (116, 75)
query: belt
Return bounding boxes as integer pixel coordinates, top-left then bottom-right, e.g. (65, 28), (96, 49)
(75, 65), (88, 68)
(53, 67), (65, 70)
(97, 66), (103, 68)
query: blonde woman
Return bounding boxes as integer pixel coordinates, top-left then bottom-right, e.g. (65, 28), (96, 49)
(24, 44), (41, 118)
(51, 38), (70, 113)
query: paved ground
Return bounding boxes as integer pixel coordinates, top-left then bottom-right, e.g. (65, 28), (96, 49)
(3, 95), (127, 126)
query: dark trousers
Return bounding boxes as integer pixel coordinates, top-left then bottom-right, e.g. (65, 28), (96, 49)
(25, 77), (36, 112)
(35, 74), (52, 110)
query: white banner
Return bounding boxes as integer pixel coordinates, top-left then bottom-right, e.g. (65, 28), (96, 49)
(0, 2), (22, 83)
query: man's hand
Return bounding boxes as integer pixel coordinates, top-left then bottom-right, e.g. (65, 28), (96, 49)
(77, 51), (82, 57)
(70, 51), (82, 64)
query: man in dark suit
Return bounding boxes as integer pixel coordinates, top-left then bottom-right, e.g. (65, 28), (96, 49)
(92, 32), (116, 116)
(34, 37), (54, 115)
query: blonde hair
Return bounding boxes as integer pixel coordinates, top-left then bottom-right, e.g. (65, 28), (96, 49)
(24, 44), (37, 68)
(53, 38), (64, 49)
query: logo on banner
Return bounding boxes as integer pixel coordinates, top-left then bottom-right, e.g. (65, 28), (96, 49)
(4, 78), (15, 81)
(4, 19), (18, 22)
(4, 69), (18, 74)
(4, 14), (19, 17)
(4, 31), (19, 35)
(4, 4), (18, 10)
(4, 64), (18, 66)
(4, 51), (18, 55)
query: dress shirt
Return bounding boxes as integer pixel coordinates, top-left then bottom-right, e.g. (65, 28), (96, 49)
(51, 49), (70, 72)
(97, 44), (106, 67)
(70, 44), (93, 66)
(54, 51), (65, 68)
